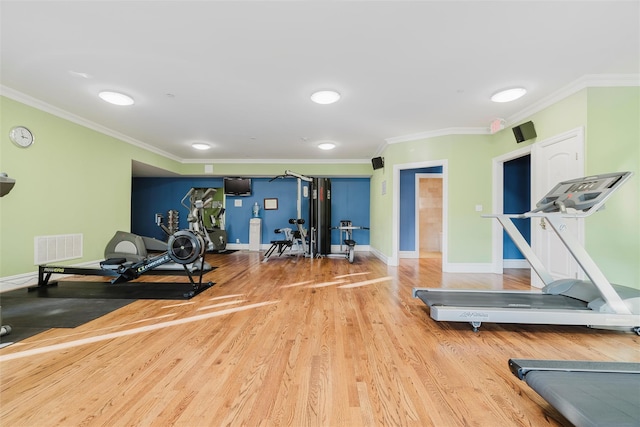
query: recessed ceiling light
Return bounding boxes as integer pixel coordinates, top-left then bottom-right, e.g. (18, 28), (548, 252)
(98, 91), (135, 106)
(192, 142), (211, 150)
(491, 87), (527, 103)
(318, 142), (336, 150)
(311, 90), (341, 105)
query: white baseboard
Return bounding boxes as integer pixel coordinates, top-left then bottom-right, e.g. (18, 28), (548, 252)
(399, 250), (419, 259)
(226, 243), (249, 251)
(0, 271), (38, 293)
(368, 247), (389, 264)
(442, 262), (495, 273)
(503, 259), (530, 269)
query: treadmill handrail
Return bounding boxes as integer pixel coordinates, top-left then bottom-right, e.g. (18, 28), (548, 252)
(545, 215), (632, 315)
(486, 214), (555, 286)
(484, 172), (635, 315)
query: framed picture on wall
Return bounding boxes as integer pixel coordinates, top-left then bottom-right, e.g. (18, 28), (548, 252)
(264, 198), (278, 210)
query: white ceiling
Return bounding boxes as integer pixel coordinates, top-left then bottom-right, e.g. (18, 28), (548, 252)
(1, 1), (639, 163)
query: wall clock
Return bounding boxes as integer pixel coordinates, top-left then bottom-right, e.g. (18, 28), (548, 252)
(9, 126), (34, 148)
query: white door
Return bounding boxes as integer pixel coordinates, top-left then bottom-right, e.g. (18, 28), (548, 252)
(531, 128), (585, 287)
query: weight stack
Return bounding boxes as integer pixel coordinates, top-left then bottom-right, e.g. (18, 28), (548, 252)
(167, 209), (179, 235)
(310, 178), (331, 255)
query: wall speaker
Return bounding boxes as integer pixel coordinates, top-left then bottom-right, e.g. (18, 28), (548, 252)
(371, 157), (384, 170)
(512, 121), (537, 143)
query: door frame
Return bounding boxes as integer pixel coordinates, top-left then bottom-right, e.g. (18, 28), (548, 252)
(413, 173), (443, 259)
(391, 159), (448, 266)
(490, 127), (585, 276)
(491, 145), (532, 273)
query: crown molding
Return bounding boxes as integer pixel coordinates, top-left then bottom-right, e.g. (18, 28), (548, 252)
(181, 158), (370, 164)
(2, 85), (372, 165)
(385, 127), (490, 145)
(4, 73), (638, 164)
(384, 73), (640, 146)
(0, 85), (182, 162)
(506, 73), (640, 125)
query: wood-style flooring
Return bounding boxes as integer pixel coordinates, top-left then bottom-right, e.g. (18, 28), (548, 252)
(1, 251), (639, 426)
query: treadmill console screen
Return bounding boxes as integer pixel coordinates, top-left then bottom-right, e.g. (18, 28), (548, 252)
(534, 172), (632, 214)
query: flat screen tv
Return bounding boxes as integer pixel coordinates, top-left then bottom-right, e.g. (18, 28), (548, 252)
(224, 177), (252, 196)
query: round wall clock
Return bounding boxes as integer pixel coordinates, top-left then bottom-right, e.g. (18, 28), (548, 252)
(9, 126), (34, 148)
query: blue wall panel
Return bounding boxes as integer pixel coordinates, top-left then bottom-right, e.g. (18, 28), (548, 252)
(232, 178), (301, 245)
(131, 177), (223, 241)
(503, 155), (531, 259)
(399, 167), (442, 251)
(330, 178), (371, 245)
(131, 176), (370, 247)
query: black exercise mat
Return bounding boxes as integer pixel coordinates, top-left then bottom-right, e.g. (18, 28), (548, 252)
(214, 250), (237, 255)
(26, 280), (213, 300)
(0, 280), (213, 345)
(0, 296), (133, 344)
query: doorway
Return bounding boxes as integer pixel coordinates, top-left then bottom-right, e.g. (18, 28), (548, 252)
(391, 160), (448, 267)
(491, 127), (585, 286)
(416, 174), (443, 259)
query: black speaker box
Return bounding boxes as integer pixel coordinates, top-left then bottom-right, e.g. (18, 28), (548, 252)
(372, 157), (384, 170)
(513, 121), (537, 143)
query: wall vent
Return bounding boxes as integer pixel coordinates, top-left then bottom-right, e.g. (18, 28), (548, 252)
(34, 234), (83, 265)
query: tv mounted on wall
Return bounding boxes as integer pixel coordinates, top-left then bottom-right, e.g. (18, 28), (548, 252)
(223, 177), (252, 196)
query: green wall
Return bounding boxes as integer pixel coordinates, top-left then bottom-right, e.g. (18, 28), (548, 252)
(0, 96), (369, 278)
(372, 87), (639, 288)
(0, 97), (180, 276)
(585, 87), (639, 286)
(2, 87), (639, 289)
(374, 133), (494, 264)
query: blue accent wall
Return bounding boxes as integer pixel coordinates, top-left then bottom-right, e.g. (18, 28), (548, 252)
(330, 178), (371, 245)
(131, 176), (370, 247)
(503, 155), (531, 259)
(131, 177), (224, 241)
(399, 166), (442, 251)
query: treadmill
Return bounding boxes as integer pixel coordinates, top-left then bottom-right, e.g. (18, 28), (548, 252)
(413, 171), (640, 333)
(509, 359), (640, 427)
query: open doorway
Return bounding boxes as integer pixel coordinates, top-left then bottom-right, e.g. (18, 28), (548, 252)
(416, 174), (443, 259)
(491, 145), (533, 273)
(391, 160), (448, 267)
(502, 156), (530, 268)
(491, 127), (585, 283)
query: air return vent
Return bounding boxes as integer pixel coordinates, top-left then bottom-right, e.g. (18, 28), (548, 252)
(34, 234), (83, 265)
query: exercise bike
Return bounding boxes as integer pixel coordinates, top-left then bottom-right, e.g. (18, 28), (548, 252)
(331, 220), (369, 263)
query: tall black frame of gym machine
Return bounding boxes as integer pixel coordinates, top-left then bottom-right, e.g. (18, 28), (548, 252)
(279, 171), (332, 258)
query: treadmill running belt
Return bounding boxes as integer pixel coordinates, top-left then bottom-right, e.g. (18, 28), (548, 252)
(525, 371), (640, 427)
(414, 290), (589, 310)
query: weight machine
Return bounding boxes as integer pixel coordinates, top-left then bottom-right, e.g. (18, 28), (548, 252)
(266, 171), (332, 260)
(263, 218), (308, 262)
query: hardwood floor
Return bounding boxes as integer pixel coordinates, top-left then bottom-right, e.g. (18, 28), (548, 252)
(1, 252), (639, 426)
